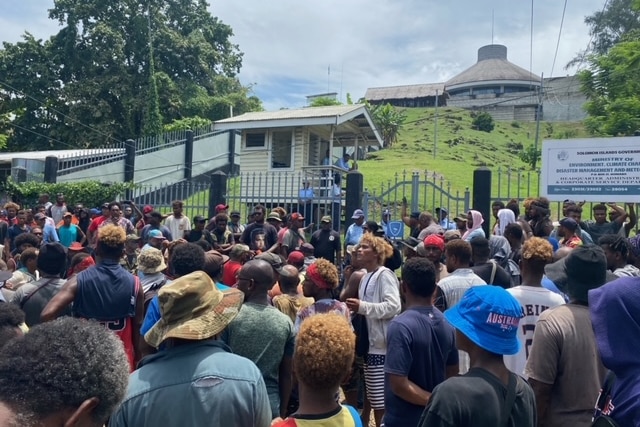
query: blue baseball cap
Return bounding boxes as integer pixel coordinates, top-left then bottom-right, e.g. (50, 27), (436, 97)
(445, 286), (523, 355)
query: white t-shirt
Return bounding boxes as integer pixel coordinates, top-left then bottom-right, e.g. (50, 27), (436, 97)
(164, 215), (191, 241)
(505, 285), (565, 376)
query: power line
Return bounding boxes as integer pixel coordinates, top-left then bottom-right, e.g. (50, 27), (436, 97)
(550, 0), (568, 77)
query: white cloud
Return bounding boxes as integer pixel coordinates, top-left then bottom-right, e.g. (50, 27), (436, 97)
(1, 0), (605, 110)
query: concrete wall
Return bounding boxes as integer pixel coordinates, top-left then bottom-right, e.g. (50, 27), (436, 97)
(58, 159), (126, 183)
(542, 76), (587, 122)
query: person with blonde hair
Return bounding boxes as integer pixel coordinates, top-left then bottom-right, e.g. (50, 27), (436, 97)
(504, 237), (565, 376)
(345, 233), (401, 427)
(272, 313), (362, 426)
(41, 224), (144, 371)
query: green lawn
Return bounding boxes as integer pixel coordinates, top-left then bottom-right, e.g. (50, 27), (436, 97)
(358, 107), (589, 209)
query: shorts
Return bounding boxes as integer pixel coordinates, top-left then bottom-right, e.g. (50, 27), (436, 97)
(364, 353), (385, 410)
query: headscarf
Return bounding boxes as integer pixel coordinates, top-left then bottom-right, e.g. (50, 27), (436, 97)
(305, 263), (331, 289)
(462, 210), (484, 241)
(67, 255), (96, 278)
(496, 208), (516, 236)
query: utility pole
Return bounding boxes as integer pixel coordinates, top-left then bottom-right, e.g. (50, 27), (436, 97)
(433, 89), (439, 159)
(532, 72), (544, 171)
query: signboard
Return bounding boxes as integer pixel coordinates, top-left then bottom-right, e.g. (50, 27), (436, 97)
(541, 137), (640, 202)
(385, 221), (404, 239)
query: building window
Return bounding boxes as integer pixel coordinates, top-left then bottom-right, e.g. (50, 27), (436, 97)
(271, 131), (293, 169)
(245, 132), (266, 149)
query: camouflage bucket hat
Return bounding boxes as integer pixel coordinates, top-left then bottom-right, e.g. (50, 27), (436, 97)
(144, 271), (244, 348)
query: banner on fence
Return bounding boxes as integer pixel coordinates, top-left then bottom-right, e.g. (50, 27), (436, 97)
(541, 137), (640, 202)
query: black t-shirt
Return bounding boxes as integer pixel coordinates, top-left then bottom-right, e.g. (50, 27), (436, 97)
(185, 229), (214, 246)
(419, 368), (536, 427)
(239, 221), (278, 251)
(471, 261), (512, 289)
(310, 229), (341, 264)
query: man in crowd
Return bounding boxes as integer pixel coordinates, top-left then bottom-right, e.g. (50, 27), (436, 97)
(609, 202), (636, 237)
(422, 234), (449, 283)
(384, 257), (458, 427)
(164, 200), (191, 241)
(558, 217), (583, 248)
(5, 209), (30, 259)
(222, 259), (296, 419)
(100, 202), (135, 235)
(240, 205), (278, 252)
(42, 224), (144, 371)
(34, 212), (59, 244)
(434, 239), (486, 374)
(504, 238), (565, 376)
(582, 203), (627, 244)
(228, 211), (245, 241)
(344, 209), (365, 250)
(210, 213), (234, 253)
(121, 234), (141, 273)
(599, 234), (640, 277)
(334, 153), (351, 171)
(49, 193), (68, 225)
(222, 243), (251, 287)
(141, 211), (173, 243)
(142, 229), (167, 251)
(298, 180), (315, 222)
(0, 318), (130, 427)
(110, 271), (271, 427)
(11, 242), (69, 326)
(563, 205), (594, 244)
(311, 215), (341, 265)
(56, 211), (86, 248)
(469, 237), (512, 289)
(525, 245), (608, 426)
(282, 212), (305, 256)
(419, 286), (536, 426)
(435, 207), (456, 230)
(185, 215), (214, 246)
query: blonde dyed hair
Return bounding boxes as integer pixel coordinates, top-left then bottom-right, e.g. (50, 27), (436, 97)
(295, 313), (355, 390)
(522, 237), (554, 264)
(311, 258), (339, 289)
(360, 233), (393, 265)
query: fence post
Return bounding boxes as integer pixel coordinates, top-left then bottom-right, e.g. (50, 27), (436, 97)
(208, 171), (227, 220)
(473, 168), (492, 238)
(228, 130), (238, 175)
(463, 187), (471, 212)
(345, 171), (364, 231)
(411, 172), (420, 212)
(44, 156), (58, 183)
(124, 139), (136, 183)
(184, 130), (194, 180)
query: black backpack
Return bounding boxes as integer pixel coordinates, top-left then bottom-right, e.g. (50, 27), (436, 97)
(143, 279), (167, 315)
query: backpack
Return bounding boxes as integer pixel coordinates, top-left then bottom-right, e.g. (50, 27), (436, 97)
(143, 278), (167, 315)
(384, 238), (403, 271)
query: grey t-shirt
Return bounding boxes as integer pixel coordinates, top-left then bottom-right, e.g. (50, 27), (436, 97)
(582, 221), (622, 244)
(419, 368), (536, 427)
(11, 277), (70, 327)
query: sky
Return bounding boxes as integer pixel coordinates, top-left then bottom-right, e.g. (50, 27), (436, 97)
(1, 0), (605, 111)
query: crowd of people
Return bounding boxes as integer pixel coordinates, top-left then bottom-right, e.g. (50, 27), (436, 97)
(0, 191), (639, 427)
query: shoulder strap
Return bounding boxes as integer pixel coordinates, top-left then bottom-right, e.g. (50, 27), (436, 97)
(345, 404), (364, 427)
(500, 373), (517, 427)
(20, 278), (57, 309)
(489, 259), (498, 284)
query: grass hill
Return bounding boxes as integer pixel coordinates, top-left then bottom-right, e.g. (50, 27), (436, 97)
(358, 107), (589, 199)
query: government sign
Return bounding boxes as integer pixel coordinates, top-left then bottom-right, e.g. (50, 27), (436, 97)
(541, 137), (640, 202)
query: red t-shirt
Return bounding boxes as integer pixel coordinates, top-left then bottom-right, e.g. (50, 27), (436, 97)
(222, 260), (243, 287)
(88, 215), (108, 233)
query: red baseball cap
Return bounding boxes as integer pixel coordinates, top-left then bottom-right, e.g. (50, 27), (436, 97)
(143, 205), (154, 215)
(215, 204), (229, 213)
(287, 251), (305, 265)
(290, 212), (305, 221)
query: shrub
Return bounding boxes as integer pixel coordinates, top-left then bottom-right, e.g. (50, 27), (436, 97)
(472, 112), (495, 132)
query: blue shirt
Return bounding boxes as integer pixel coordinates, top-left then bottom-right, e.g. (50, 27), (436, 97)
(109, 340), (272, 427)
(57, 224), (78, 247)
(142, 282), (231, 338)
(298, 188), (315, 202)
(439, 219), (456, 230)
(383, 306), (458, 427)
(345, 223), (364, 246)
(335, 157), (350, 171)
(42, 223), (59, 244)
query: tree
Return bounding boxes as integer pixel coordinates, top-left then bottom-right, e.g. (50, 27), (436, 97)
(472, 111), (495, 133)
(580, 32), (640, 135)
(0, 0), (262, 151)
(568, 0), (640, 67)
(310, 97), (342, 107)
(519, 144), (541, 170)
(368, 103), (406, 148)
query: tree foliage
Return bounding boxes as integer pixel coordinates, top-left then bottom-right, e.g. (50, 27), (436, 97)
(0, 0), (262, 151)
(368, 103), (406, 148)
(568, 0), (640, 67)
(579, 1), (640, 136)
(2, 179), (136, 208)
(309, 97), (342, 107)
(519, 144), (541, 171)
(471, 111), (495, 133)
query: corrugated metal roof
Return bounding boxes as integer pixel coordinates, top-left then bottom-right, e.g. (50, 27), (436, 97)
(365, 83), (445, 101)
(446, 59), (540, 88)
(216, 104), (365, 124)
